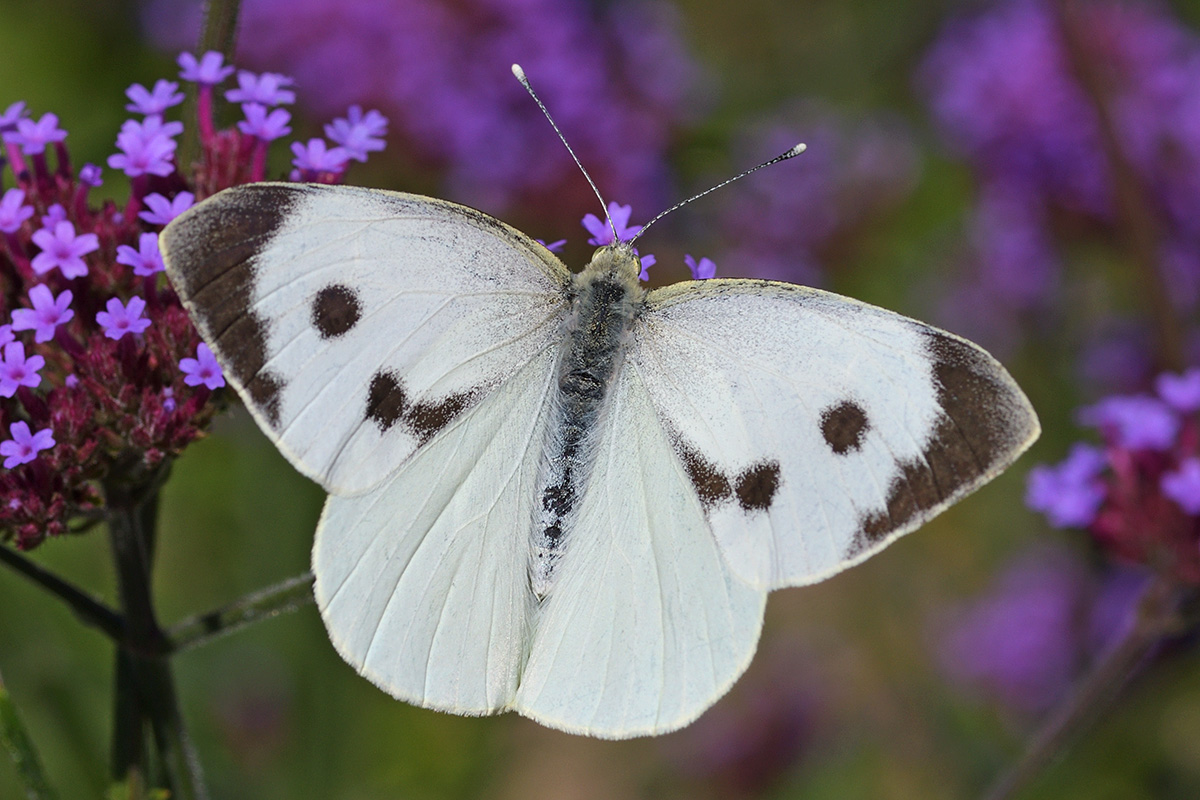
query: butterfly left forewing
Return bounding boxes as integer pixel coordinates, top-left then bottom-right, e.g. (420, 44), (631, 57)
(631, 279), (1040, 590)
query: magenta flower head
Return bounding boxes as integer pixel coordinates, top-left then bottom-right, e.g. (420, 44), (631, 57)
(116, 232), (165, 276)
(0, 421), (55, 469)
(10, 285), (74, 343)
(0, 342), (44, 397)
(180, 343), (225, 390)
(30, 220), (99, 278)
(177, 50), (235, 85)
(96, 296), (152, 340)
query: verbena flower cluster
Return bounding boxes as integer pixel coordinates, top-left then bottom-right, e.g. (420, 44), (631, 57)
(0, 51), (386, 549)
(1026, 368), (1200, 582)
(920, 0), (1200, 366)
(144, 0), (702, 215)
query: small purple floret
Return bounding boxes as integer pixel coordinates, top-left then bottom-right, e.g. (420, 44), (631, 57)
(1025, 443), (1108, 528)
(41, 204), (67, 229)
(324, 106), (388, 161)
(178, 51), (235, 85)
(238, 103), (292, 141)
(125, 80), (185, 115)
(583, 202), (642, 246)
(1162, 457), (1200, 515)
(139, 192), (194, 226)
(1156, 368), (1200, 413)
(10, 285), (74, 343)
(685, 254), (717, 280)
(0, 342), (45, 397)
(180, 343), (225, 390)
(0, 101), (27, 131)
(0, 421), (55, 469)
(116, 232), (165, 276)
(12, 113), (68, 154)
(0, 189), (34, 234)
(78, 163), (103, 187)
(96, 296), (151, 340)
(108, 117), (180, 178)
(1077, 395), (1180, 451)
(291, 139), (349, 173)
(30, 221), (99, 279)
(226, 71), (296, 106)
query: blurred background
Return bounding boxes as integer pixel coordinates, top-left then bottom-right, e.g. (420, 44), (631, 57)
(3, 0), (1200, 797)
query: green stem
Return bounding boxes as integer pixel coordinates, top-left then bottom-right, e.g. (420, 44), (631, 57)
(179, 0), (243, 170)
(0, 545), (126, 645)
(106, 486), (208, 800)
(979, 576), (1185, 800)
(167, 572), (315, 654)
(0, 669), (59, 800)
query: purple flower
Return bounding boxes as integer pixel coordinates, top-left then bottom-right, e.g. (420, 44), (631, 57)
(1162, 457), (1200, 515)
(324, 105), (387, 162)
(226, 71), (296, 105)
(0, 188), (34, 234)
(30, 221), (99, 279)
(108, 117), (180, 177)
(12, 112), (67, 154)
(1025, 443), (1108, 528)
(583, 202), (643, 246)
(1156, 368), (1200, 413)
(290, 139), (349, 173)
(537, 239), (567, 253)
(238, 103), (291, 141)
(96, 296), (151, 340)
(125, 79), (184, 115)
(116, 232), (165, 276)
(180, 343), (225, 389)
(78, 163), (103, 187)
(1078, 395), (1180, 451)
(139, 192), (195, 226)
(0, 101), (26, 131)
(0, 422), (55, 469)
(40, 204), (67, 229)
(685, 254), (717, 280)
(0, 343), (45, 397)
(178, 50), (235, 85)
(0, 326), (14, 348)
(10, 285), (74, 343)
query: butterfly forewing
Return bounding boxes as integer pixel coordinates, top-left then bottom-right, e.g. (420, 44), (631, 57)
(161, 183), (571, 495)
(632, 280), (1040, 590)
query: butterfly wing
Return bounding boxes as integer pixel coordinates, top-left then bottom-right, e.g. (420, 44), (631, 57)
(513, 362), (766, 738)
(630, 279), (1040, 590)
(161, 182), (571, 494)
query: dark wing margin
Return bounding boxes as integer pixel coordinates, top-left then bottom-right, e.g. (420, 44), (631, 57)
(849, 328), (1040, 556)
(161, 184), (306, 428)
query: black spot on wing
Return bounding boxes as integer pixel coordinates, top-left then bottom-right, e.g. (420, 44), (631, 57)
(735, 461), (780, 512)
(820, 400), (870, 455)
(364, 369), (476, 442)
(160, 184), (306, 429)
(848, 330), (1038, 556)
(312, 284), (361, 339)
(677, 443), (732, 510)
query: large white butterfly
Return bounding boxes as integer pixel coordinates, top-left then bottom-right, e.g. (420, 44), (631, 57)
(161, 155), (1038, 740)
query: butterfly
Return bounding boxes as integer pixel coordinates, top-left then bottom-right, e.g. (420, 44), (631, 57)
(160, 153), (1038, 742)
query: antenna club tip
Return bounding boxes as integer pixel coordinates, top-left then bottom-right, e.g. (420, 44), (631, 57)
(511, 64), (526, 81)
(790, 143), (807, 156)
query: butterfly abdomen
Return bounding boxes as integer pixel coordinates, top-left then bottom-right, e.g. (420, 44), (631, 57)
(531, 247), (646, 599)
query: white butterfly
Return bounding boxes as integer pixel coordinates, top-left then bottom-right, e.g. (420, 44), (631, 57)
(160, 154), (1038, 740)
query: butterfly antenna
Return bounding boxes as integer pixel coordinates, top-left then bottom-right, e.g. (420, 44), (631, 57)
(628, 143), (807, 246)
(512, 63), (618, 243)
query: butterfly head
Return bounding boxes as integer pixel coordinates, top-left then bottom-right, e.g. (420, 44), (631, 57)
(583, 242), (643, 286)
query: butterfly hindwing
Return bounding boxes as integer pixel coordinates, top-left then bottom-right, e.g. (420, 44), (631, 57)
(631, 280), (1040, 590)
(161, 183), (571, 494)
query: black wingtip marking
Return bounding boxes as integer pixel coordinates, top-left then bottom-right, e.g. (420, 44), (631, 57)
(162, 186), (307, 431)
(312, 284), (361, 339)
(820, 400), (870, 455)
(364, 369), (475, 442)
(849, 331), (1036, 556)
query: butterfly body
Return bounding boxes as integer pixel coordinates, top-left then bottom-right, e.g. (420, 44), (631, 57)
(161, 182), (1039, 738)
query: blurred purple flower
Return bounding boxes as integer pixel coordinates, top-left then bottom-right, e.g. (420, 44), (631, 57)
(109, 118), (180, 177)
(238, 103), (292, 141)
(178, 50), (235, 85)
(0, 101), (26, 130)
(10, 286), (74, 343)
(78, 163), (103, 187)
(0, 343), (45, 397)
(125, 80), (184, 115)
(1162, 457), (1200, 515)
(323, 105), (387, 162)
(290, 139), (349, 174)
(1156, 367), (1200, 412)
(116, 233), (165, 276)
(180, 343), (225, 389)
(1077, 395), (1179, 450)
(1025, 443), (1107, 528)
(0, 189), (34, 234)
(684, 254), (716, 280)
(225, 71), (296, 106)
(139, 192), (195, 226)
(12, 113), (68, 154)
